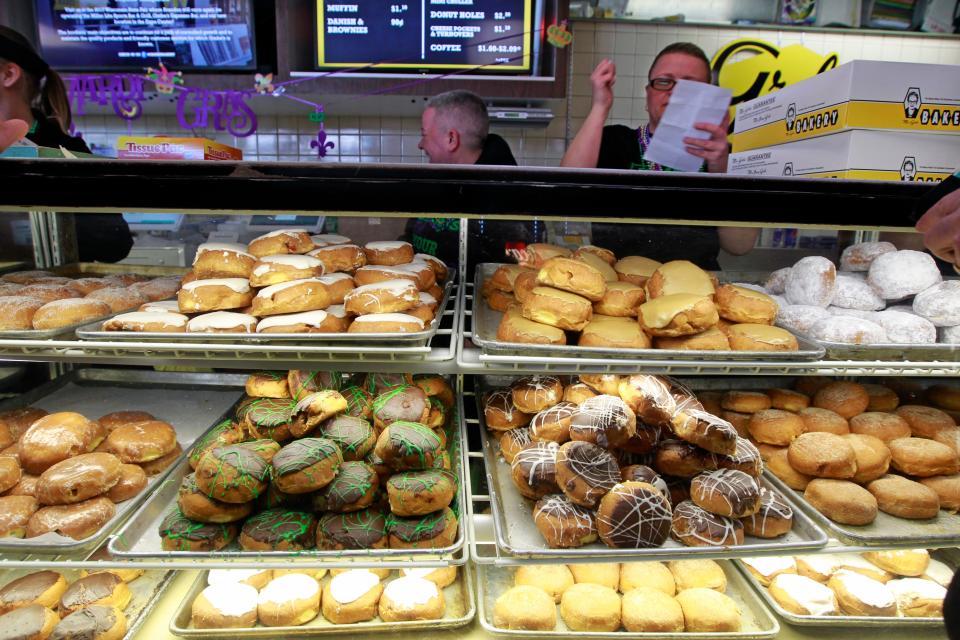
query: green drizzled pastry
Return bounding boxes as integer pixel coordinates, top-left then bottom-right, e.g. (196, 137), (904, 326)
(372, 385), (429, 430)
(318, 415), (376, 461)
(288, 370), (344, 400)
(236, 438), (281, 462)
(316, 507), (387, 550)
(352, 372), (412, 395)
(178, 472), (253, 523)
(194, 444), (271, 503)
(239, 508), (317, 551)
(374, 421), (443, 471)
(237, 397), (299, 442)
(386, 469), (456, 517)
(312, 461), (378, 513)
(272, 437), (343, 494)
(188, 419), (243, 469)
(414, 374), (455, 409)
(159, 508), (236, 551)
(244, 371), (290, 399)
(386, 506), (457, 549)
(365, 449), (391, 486)
(340, 385), (373, 420)
(258, 481), (311, 511)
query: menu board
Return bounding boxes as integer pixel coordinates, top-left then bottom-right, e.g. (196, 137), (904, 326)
(316, 0), (532, 72)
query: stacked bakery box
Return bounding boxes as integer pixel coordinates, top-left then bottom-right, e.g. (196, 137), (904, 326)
(100, 232), (448, 335)
(729, 61), (960, 182)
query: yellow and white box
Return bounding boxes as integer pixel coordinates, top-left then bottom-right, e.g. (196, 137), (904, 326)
(732, 60), (960, 152)
(729, 130), (960, 182)
(117, 136), (242, 161)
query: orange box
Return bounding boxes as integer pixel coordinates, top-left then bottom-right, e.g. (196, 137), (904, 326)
(117, 136), (242, 161)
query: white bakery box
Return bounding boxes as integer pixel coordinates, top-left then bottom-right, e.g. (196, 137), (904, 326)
(731, 60), (960, 153)
(728, 129), (960, 182)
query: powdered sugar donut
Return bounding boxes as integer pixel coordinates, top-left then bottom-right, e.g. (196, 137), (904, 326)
(769, 294), (787, 310)
(812, 317), (887, 344)
(913, 281), (960, 327)
(840, 242), (896, 272)
(876, 310), (936, 344)
(785, 257), (836, 307)
(827, 307), (882, 324)
(764, 268), (791, 294)
(776, 305), (831, 335)
(831, 274), (885, 311)
(867, 250), (941, 300)
(939, 325), (960, 344)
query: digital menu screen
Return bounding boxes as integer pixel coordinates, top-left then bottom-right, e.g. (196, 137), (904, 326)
(316, 0), (532, 72)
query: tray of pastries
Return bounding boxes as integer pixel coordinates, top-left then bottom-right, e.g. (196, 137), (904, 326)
(473, 257), (824, 362)
(109, 371), (467, 562)
(0, 267), (182, 339)
(169, 565), (474, 637)
(477, 559), (779, 638)
(764, 242), (960, 360)
(474, 375), (828, 561)
(704, 377), (960, 547)
(76, 235), (454, 344)
(736, 548), (956, 626)
(0, 566), (175, 640)
(0, 368), (244, 555)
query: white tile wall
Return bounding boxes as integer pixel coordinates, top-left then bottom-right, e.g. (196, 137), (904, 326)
(74, 21), (960, 168)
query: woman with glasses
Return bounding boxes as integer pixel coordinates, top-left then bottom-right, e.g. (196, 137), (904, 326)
(560, 43), (757, 269)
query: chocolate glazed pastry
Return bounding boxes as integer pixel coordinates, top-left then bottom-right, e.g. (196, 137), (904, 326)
(511, 441), (560, 499)
(555, 441), (620, 509)
(0, 570), (64, 614)
(318, 415), (377, 461)
(374, 421), (443, 471)
(239, 508), (317, 551)
(271, 437), (342, 494)
(372, 385), (430, 431)
(340, 385), (374, 420)
(312, 461), (379, 513)
(316, 507), (388, 550)
(288, 370), (344, 400)
(570, 395), (637, 449)
(690, 469), (761, 518)
(385, 469), (456, 517)
(51, 605), (125, 640)
(596, 481), (673, 549)
(188, 419), (244, 469)
(238, 397), (300, 442)
(670, 500), (744, 547)
(533, 494), (598, 548)
(0, 605), (58, 640)
(620, 465), (670, 499)
(178, 473), (253, 523)
(387, 506), (457, 549)
(354, 373), (413, 396)
(194, 445), (271, 503)
(742, 488), (793, 538)
(159, 509), (237, 551)
(59, 573), (130, 616)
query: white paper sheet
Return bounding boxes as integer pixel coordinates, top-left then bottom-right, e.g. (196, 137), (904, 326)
(643, 79), (732, 172)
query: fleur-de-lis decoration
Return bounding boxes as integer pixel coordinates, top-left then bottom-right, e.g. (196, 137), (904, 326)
(254, 72), (275, 95)
(311, 128), (335, 159)
(145, 63), (183, 94)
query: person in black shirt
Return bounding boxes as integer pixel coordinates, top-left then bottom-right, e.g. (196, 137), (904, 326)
(0, 26), (132, 263)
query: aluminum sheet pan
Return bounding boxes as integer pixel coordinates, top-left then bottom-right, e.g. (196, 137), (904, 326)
(0, 308), (118, 340)
(785, 331), (960, 362)
(169, 564), (475, 637)
(109, 385), (468, 564)
(472, 264), (824, 362)
(735, 548), (958, 627)
(475, 376), (828, 562)
(0, 368), (244, 555)
(477, 561), (779, 639)
(764, 471), (960, 548)
(0, 567), (175, 640)
(76, 276), (455, 345)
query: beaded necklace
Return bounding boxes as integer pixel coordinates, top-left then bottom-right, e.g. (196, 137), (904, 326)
(636, 124), (662, 172)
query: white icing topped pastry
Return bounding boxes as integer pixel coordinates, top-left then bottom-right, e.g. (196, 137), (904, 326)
(254, 228), (309, 240)
(326, 305), (348, 318)
(382, 576), (438, 609)
(771, 574), (838, 616)
(139, 300), (181, 313)
(258, 574), (320, 605)
(796, 554), (844, 580)
(419, 292), (437, 305)
(207, 569), (270, 586)
(401, 568), (438, 580)
(328, 570), (381, 604)
(311, 243), (360, 255)
(187, 311), (257, 332)
(743, 556), (797, 579)
(201, 583), (259, 617)
(923, 559), (955, 587)
(252, 254), (323, 276)
(311, 233), (351, 246)
(256, 310), (328, 332)
(415, 253), (444, 265)
(256, 278), (325, 300)
(109, 311), (188, 326)
(319, 273), (353, 285)
(356, 265), (413, 277)
(194, 242), (255, 261)
(831, 570), (895, 609)
(348, 279), (418, 296)
(365, 241), (412, 252)
(834, 554), (888, 575)
(181, 278), (251, 293)
(352, 313), (424, 327)
(887, 578), (947, 610)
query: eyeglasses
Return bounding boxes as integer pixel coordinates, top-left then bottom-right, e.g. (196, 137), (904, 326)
(648, 77), (677, 91)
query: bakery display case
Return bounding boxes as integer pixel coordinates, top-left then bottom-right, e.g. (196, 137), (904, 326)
(0, 158), (955, 639)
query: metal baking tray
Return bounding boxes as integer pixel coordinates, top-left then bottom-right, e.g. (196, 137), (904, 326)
(472, 264), (825, 362)
(169, 564), (476, 637)
(477, 561), (780, 639)
(474, 376), (828, 562)
(0, 567), (176, 640)
(763, 471), (960, 548)
(76, 276), (455, 345)
(735, 548), (958, 627)
(785, 332), (960, 362)
(0, 308), (119, 340)
(109, 382), (468, 566)
(0, 368), (245, 555)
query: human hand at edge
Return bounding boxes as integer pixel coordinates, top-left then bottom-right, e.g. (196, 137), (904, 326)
(590, 59), (617, 113)
(0, 119), (29, 153)
(685, 111), (730, 173)
(916, 186), (960, 267)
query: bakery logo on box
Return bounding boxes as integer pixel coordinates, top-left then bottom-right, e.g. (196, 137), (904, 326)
(791, 107), (839, 134)
(782, 162), (794, 176)
(904, 88), (921, 119)
(900, 156), (917, 181)
(902, 87), (960, 128)
(785, 104), (797, 132)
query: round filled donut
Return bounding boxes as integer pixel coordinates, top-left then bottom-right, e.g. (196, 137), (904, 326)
(31, 298), (111, 330)
(86, 287), (149, 313)
(178, 278), (253, 313)
(308, 244), (367, 273)
(363, 241), (414, 266)
(249, 254), (324, 287)
(344, 279), (419, 315)
(247, 229), (314, 257)
(0, 296), (47, 330)
(251, 278), (332, 316)
(102, 311), (189, 332)
(193, 242), (257, 278)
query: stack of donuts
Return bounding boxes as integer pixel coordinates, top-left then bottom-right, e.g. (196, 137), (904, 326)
(769, 242), (960, 345)
(714, 378), (960, 526)
(482, 243), (798, 351)
(494, 559), (742, 632)
(161, 370), (459, 554)
(0, 269), (180, 331)
(484, 374), (794, 550)
(0, 567), (151, 639)
(742, 548), (952, 618)
(0, 407), (179, 540)
(101, 231), (449, 335)
(191, 566), (456, 628)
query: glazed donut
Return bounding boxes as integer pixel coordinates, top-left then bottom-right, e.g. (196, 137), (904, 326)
(562, 382), (597, 405)
(510, 375), (563, 414)
(728, 323), (799, 351)
(247, 229), (314, 257)
(573, 244), (616, 265)
(363, 241), (414, 266)
(96, 411), (154, 433)
(868, 250), (942, 300)
(799, 407), (850, 435)
(646, 260), (715, 299)
(36, 453), (121, 505)
(0, 495), (39, 538)
(193, 242), (257, 278)
(574, 250), (618, 282)
(240, 509), (317, 551)
(670, 499), (744, 547)
(715, 284), (777, 324)
(510, 441), (559, 499)
(0, 296), (46, 330)
(787, 432), (857, 478)
(813, 382), (870, 419)
(512, 271), (538, 303)
(348, 313), (424, 333)
(638, 294), (718, 337)
(27, 496), (116, 539)
(596, 481), (672, 548)
(840, 241), (897, 272)
(742, 488), (793, 538)
(343, 279), (419, 315)
(315, 507), (387, 550)
(521, 286), (593, 331)
(784, 256), (836, 307)
(496, 305), (566, 345)
(251, 278), (332, 316)
(766, 388), (810, 412)
(178, 278), (252, 313)
(559, 583), (621, 632)
(101, 311), (189, 333)
(804, 479), (878, 525)
(654, 327), (729, 350)
(102, 420), (177, 463)
(20, 412), (105, 475)
(308, 243), (367, 273)
(519, 243), (572, 269)
(888, 437), (958, 477)
(102, 463), (146, 503)
(555, 441), (620, 508)
(0, 456), (20, 493)
(592, 281), (645, 317)
(536, 256), (607, 301)
(849, 412), (910, 441)
(58, 572), (131, 617)
(748, 409), (805, 446)
(413, 253), (449, 282)
(580, 314), (651, 349)
(532, 493), (598, 548)
(690, 469), (760, 517)
(489, 264), (531, 293)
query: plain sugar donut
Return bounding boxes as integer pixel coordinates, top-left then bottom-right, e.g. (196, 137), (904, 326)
(830, 274), (884, 311)
(913, 281), (960, 327)
(812, 316), (887, 344)
(840, 242), (896, 272)
(784, 257), (836, 308)
(776, 305), (830, 335)
(876, 311), (936, 344)
(867, 250), (941, 300)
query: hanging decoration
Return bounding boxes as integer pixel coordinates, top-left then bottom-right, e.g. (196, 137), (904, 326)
(546, 20), (573, 48)
(176, 88), (258, 138)
(66, 74), (146, 121)
(145, 63), (183, 95)
(310, 108), (335, 159)
(253, 72), (275, 95)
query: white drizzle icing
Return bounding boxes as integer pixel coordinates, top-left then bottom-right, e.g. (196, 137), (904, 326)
(832, 570), (895, 609)
(181, 278), (251, 293)
(256, 278), (326, 300)
(311, 234), (351, 246)
(139, 300), (181, 313)
(256, 310), (328, 332)
(923, 559), (955, 587)
(534, 493), (596, 542)
(365, 241), (412, 252)
(258, 574), (320, 605)
(194, 243), (255, 262)
(187, 311), (257, 332)
(743, 556), (797, 578)
(329, 570), (381, 604)
(351, 313), (424, 327)
(887, 578), (947, 611)
(253, 228), (309, 240)
(382, 576), (438, 609)
(251, 254), (323, 276)
(771, 574), (837, 616)
(597, 482), (673, 548)
(201, 583), (258, 617)
(325, 305), (348, 318)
